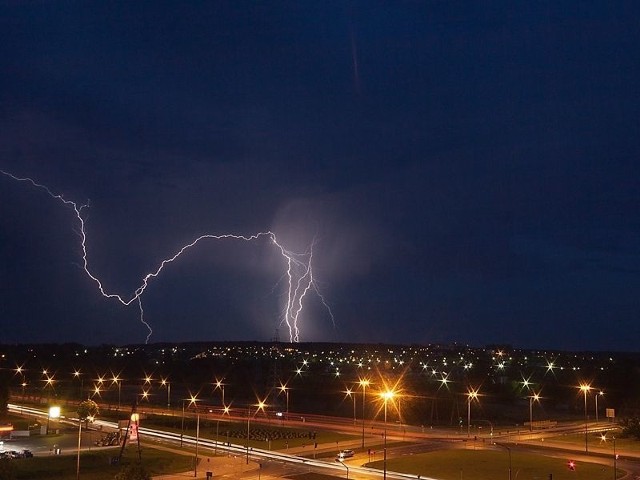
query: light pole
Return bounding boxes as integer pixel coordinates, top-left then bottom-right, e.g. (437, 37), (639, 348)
(181, 394), (198, 447)
(467, 388), (479, 438)
(580, 384), (591, 453)
(596, 390), (604, 422)
(111, 374), (122, 410)
(194, 410), (200, 478)
(215, 378), (225, 406)
(529, 392), (540, 431)
(345, 388), (356, 424)
(247, 400), (266, 464)
(72, 370), (83, 399)
(381, 389), (395, 480)
(215, 406), (229, 455)
(495, 443), (512, 480)
(279, 384), (289, 416)
(161, 378), (171, 408)
(613, 436), (617, 480)
(359, 379), (370, 448)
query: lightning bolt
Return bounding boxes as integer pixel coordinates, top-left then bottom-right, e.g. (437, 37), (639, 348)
(1, 170), (334, 343)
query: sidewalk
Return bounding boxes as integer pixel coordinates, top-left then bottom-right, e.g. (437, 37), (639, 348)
(150, 444), (260, 480)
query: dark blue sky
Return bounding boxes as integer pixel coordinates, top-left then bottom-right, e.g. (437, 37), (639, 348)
(1, 1), (639, 350)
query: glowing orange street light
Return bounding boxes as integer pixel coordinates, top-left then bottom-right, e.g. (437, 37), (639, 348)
(344, 387), (356, 424)
(595, 390), (605, 422)
(467, 388), (480, 438)
(247, 399), (267, 464)
(181, 393), (199, 447)
(214, 378), (226, 406)
(379, 389), (396, 480)
(579, 383), (591, 453)
(529, 392), (540, 431)
(161, 378), (171, 407)
(279, 383), (290, 416)
(359, 378), (371, 448)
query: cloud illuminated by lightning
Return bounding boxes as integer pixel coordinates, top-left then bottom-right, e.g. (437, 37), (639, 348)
(1, 170), (333, 343)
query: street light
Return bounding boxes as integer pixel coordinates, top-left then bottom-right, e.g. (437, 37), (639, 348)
(215, 405), (230, 455)
(279, 383), (290, 417)
(247, 400), (267, 464)
(214, 378), (225, 406)
(495, 443), (512, 480)
(529, 392), (540, 431)
(47, 406), (61, 435)
(111, 374), (122, 410)
(181, 394), (198, 447)
(194, 409), (201, 478)
(72, 370), (83, 399)
(161, 378), (171, 408)
(359, 378), (370, 448)
(596, 390), (604, 422)
(467, 388), (479, 438)
(380, 389), (395, 480)
(344, 387), (356, 424)
(613, 436), (617, 480)
(579, 383), (591, 453)
(600, 434), (618, 480)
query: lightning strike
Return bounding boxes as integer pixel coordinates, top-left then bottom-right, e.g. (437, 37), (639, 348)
(1, 170), (334, 343)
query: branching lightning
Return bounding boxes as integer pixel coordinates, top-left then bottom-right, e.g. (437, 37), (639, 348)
(1, 170), (334, 343)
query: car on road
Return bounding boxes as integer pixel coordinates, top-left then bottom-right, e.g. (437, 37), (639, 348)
(335, 449), (355, 461)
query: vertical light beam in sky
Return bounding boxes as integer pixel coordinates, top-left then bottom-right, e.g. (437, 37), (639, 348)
(1, 170), (334, 343)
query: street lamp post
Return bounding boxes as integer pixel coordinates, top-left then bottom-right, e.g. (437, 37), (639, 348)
(381, 390), (395, 480)
(613, 436), (617, 480)
(345, 388), (356, 424)
(180, 395), (198, 448)
(580, 384), (591, 453)
(161, 379), (171, 408)
(111, 375), (122, 410)
(596, 390), (604, 423)
(247, 401), (266, 465)
(194, 411), (200, 478)
(279, 384), (289, 416)
(181, 400), (186, 447)
(467, 389), (479, 438)
(359, 379), (370, 448)
(529, 393), (540, 431)
(215, 379), (225, 406)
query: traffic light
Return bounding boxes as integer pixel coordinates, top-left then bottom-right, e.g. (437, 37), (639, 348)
(567, 460), (576, 471)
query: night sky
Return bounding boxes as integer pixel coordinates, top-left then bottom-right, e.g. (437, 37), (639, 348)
(1, 2), (639, 351)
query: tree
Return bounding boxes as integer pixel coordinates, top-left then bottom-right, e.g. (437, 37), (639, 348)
(0, 370), (9, 419)
(620, 416), (640, 440)
(77, 399), (99, 424)
(114, 464), (151, 480)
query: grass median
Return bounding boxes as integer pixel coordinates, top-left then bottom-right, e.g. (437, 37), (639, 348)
(8, 445), (193, 480)
(367, 448), (621, 480)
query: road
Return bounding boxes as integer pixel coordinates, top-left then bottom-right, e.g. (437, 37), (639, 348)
(8, 402), (640, 480)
